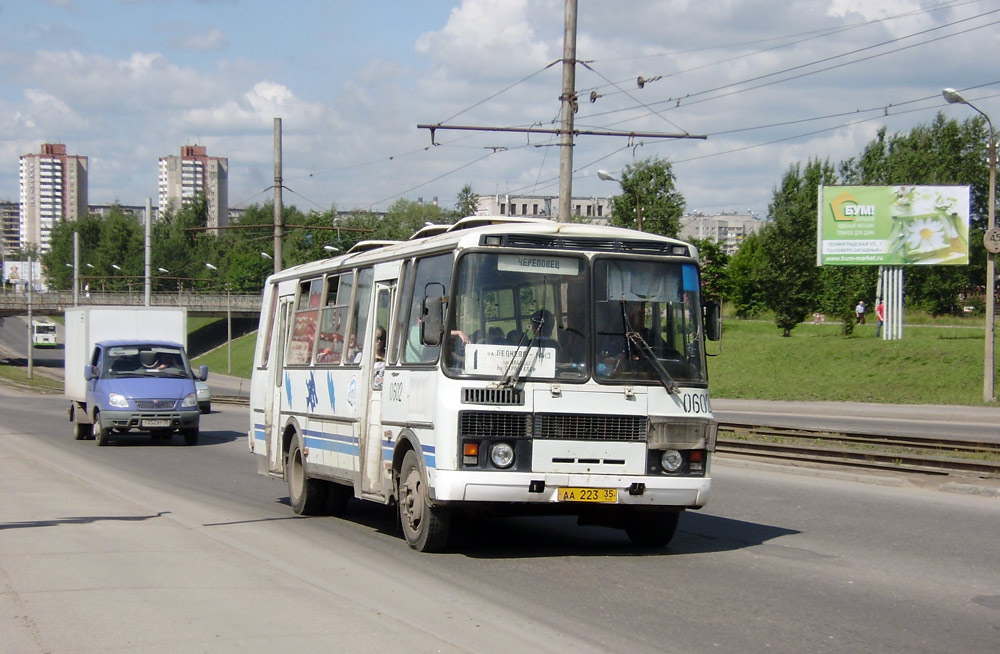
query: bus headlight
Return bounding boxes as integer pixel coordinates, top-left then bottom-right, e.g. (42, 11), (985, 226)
(660, 449), (683, 473)
(490, 442), (515, 469)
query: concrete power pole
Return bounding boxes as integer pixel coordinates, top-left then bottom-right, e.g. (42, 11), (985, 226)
(557, 0), (578, 223)
(144, 198), (152, 306)
(273, 117), (283, 274)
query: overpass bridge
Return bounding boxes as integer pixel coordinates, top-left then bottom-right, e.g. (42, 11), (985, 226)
(0, 290), (263, 319)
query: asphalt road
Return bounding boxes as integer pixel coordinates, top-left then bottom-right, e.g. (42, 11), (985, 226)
(3, 388), (999, 653)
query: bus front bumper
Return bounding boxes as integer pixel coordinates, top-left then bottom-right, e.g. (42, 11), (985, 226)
(429, 470), (710, 508)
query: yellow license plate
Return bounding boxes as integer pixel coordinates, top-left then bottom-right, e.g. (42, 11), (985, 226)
(557, 487), (618, 503)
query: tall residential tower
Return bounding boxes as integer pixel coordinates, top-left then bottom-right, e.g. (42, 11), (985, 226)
(157, 145), (229, 229)
(19, 143), (89, 252)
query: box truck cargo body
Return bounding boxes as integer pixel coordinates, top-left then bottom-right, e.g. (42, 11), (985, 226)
(65, 307), (207, 446)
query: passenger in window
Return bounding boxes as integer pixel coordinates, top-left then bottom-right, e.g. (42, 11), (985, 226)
(375, 326), (386, 361)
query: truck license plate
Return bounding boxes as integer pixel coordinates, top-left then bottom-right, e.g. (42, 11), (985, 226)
(142, 419), (171, 428)
(557, 487), (618, 503)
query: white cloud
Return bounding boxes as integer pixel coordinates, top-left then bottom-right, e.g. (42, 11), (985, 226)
(181, 27), (228, 52)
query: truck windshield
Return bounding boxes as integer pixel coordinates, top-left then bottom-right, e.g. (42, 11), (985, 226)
(444, 252), (707, 386)
(104, 345), (192, 378)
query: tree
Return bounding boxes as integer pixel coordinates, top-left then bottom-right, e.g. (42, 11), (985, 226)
(759, 159), (835, 336)
(726, 232), (768, 318)
(455, 184), (479, 219)
(689, 238), (728, 303)
(817, 266), (876, 335)
(607, 157), (685, 237)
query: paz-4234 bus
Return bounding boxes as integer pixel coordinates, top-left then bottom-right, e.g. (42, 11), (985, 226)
(248, 217), (721, 551)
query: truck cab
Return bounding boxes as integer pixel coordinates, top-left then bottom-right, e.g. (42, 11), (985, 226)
(78, 339), (207, 446)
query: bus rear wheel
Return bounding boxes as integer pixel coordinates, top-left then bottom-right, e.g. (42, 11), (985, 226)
(625, 509), (680, 548)
(287, 435), (326, 515)
(398, 450), (451, 552)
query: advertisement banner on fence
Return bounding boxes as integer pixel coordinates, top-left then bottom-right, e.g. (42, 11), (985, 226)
(817, 185), (970, 266)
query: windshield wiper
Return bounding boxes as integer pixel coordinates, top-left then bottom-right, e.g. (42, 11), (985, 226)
(624, 328), (679, 394)
(501, 317), (542, 388)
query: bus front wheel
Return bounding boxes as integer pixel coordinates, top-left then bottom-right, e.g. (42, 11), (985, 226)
(398, 450), (451, 552)
(625, 509), (680, 548)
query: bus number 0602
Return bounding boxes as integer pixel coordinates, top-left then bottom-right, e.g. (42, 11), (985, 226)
(681, 392), (711, 414)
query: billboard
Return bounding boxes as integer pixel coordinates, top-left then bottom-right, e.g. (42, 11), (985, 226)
(817, 185), (969, 266)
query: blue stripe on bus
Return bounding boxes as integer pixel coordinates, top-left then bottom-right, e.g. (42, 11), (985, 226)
(253, 424), (436, 468)
(303, 429), (360, 457)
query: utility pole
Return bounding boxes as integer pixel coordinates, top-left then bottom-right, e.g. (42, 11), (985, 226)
(144, 198), (152, 306)
(416, 0), (704, 221)
(557, 0), (578, 223)
(273, 117), (283, 275)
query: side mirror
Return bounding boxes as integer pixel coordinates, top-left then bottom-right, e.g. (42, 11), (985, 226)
(197, 365), (208, 382)
(704, 301), (721, 341)
(421, 295), (445, 346)
(84, 364), (95, 381)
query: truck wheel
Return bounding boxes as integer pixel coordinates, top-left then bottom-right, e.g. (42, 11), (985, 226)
(287, 435), (326, 515)
(183, 429), (199, 446)
(625, 509), (680, 548)
(397, 450), (451, 552)
(93, 415), (109, 447)
(73, 420), (92, 441)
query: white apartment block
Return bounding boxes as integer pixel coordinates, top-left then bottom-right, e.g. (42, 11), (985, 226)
(19, 143), (88, 253)
(678, 211), (762, 256)
(1, 200), (20, 254)
(158, 145), (228, 230)
(475, 194), (610, 222)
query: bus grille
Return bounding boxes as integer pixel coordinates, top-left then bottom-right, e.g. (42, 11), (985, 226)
(462, 387), (524, 406)
(460, 411), (532, 439)
(459, 411), (647, 442)
(496, 234), (683, 256)
(535, 413), (647, 441)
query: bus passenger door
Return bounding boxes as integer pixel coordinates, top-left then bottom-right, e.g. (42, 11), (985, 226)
(361, 282), (393, 497)
(266, 298), (293, 474)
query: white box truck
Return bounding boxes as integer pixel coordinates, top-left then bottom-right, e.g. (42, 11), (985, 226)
(65, 306), (208, 446)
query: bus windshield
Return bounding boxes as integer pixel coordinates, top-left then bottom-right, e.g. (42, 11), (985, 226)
(445, 252), (707, 385)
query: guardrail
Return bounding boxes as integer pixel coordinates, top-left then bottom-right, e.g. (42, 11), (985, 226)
(0, 290), (263, 317)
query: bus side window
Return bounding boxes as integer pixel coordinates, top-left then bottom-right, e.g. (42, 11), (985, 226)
(402, 253), (453, 364)
(287, 278), (322, 365)
(388, 261), (410, 365)
(346, 268), (374, 365)
(315, 272), (353, 365)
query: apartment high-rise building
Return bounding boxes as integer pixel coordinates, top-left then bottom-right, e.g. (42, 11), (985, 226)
(678, 211), (763, 256)
(1, 201), (20, 255)
(158, 145), (229, 230)
(19, 143), (89, 252)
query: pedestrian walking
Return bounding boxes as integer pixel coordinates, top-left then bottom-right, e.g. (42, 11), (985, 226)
(875, 300), (885, 337)
(855, 300), (866, 325)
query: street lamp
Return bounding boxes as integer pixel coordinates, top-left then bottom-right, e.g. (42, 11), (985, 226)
(323, 245), (340, 254)
(942, 87), (996, 402)
(157, 267), (169, 274)
(260, 252), (272, 260)
(598, 169), (643, 231)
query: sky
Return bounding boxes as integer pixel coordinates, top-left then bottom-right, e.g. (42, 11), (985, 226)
(1, 0), (997, 223)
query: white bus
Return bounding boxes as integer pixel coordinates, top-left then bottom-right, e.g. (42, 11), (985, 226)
(249, 217), (721, 551)
(31, 317), (59, 348)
